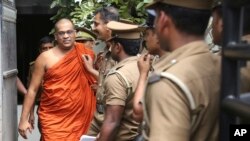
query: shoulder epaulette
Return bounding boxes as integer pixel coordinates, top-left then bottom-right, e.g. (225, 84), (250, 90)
(148, 73), (161, 84)
(107, 66), (123, 76)
(107, 68), (117, 76)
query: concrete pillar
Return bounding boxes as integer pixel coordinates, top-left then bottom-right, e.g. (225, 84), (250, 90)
(0, 0), (17, 140)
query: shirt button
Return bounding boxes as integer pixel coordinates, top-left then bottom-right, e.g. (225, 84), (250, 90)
(171, 59), (177, 64)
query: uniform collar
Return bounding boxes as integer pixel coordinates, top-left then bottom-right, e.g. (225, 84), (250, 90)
(114, 56), (138, 70)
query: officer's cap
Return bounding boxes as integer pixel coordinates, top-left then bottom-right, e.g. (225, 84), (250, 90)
(106, 21), (143, 41)
(75, 27), (97, 41)
(212, 0), (222, 9)
(146, 0), (213, 10)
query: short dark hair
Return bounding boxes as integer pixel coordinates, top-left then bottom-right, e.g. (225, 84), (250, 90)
(155, 3), (211, 36)
(113, 38), (141, 56)
(39, 36), (54, 47)
(94, 6), (119, 23)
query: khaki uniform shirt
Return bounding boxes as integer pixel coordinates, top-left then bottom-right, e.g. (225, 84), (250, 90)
(143, 41), (220, 141)
(87, 48), (116, 135)
(104, 56), (140, 141)
(96, 49), (116, 104)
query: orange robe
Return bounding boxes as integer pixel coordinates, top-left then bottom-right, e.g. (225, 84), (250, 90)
(38, 43), (96, 141)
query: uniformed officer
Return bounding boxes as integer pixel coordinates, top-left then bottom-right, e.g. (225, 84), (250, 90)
(211, 0), (223, 47)
(27, 36), (54, 90)
(82, 6), (119, 136)
(142, 0), (220, 141)
(238, 5), (250, 93)
(133, 11), (167, 123)
(75, 27), (97, 49)
(96, 21), (143, 141)
(211, 0), (250, 93)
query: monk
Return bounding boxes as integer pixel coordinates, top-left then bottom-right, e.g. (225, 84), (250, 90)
(18, 18), (96, 141)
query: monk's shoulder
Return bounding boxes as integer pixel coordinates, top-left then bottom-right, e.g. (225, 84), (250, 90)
(37, 49), (51, 60)
(35, 49), (54, 67)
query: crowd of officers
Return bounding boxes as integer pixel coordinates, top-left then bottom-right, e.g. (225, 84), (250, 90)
(18, 0), (250, 140)
(86, 0), (222, 140)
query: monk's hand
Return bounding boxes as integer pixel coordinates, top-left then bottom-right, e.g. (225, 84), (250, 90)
(82, 54), (94, 72)
(137, 54), (151, 75)
(28, 112), (35, 129)
(18, 120), (32, 139)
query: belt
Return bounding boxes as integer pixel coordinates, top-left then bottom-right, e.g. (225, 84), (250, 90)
(96, 104), (105, 114)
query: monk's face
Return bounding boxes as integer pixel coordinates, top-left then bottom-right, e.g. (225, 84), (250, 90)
(54, 19), (76, 50)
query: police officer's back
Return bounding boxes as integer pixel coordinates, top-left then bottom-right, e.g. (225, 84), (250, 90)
(142, 0), (220, 141)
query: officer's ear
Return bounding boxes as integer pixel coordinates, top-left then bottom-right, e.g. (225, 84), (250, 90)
(156, 11), (169, 32)
(116, 42), (122, 51)
(218, 17), (223, 34)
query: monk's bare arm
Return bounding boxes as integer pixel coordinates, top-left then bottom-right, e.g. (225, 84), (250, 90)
(18, 53), (46, 138)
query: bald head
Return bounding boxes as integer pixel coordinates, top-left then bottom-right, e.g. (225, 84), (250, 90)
(55, 18), (75, 32)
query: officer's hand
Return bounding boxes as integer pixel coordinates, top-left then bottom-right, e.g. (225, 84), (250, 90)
(137, 54), (151, 75)
(94, 52), (104, 70)
(82, 54), (94, 71)
(18, 120), (33, 139)
(91, 81), (98, 93)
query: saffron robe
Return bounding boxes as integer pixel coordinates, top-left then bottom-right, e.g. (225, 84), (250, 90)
(38, 43), (96, 141)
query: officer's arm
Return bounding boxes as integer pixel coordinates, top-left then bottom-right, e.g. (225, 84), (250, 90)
(97, 105), (124, 141)
(133, 54), (151, 122)
(97, 74), (127, 141)
(17, 77), (27, 96)
(133, 72), (148, 122)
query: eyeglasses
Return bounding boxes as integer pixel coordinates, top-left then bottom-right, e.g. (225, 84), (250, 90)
(56, 30), (75, 37)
